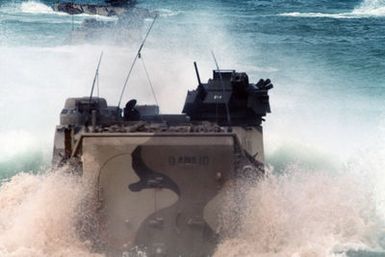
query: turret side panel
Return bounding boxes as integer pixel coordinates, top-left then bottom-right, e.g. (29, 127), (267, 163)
(81, 135), (234, 257)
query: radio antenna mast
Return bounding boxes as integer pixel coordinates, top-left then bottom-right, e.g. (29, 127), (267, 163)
(89, 51), (104, 103)
(117, 14), (158, 108)
(211, 51), (232, 127)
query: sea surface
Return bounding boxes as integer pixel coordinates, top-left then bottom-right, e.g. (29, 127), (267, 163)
(1, 0), (385, 256)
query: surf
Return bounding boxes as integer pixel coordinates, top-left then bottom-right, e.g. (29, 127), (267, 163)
(20, 1), (56, 14)
(215, 167), (385, 257)
(0, 0), (385, 255)
(279, 0), (385, 19)
(0, 0), (117, 24)
(0, 168), (103, 257)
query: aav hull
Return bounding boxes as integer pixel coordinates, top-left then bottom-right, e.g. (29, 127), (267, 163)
(83, 134), (233, 256)
(53, 67), (272, 256)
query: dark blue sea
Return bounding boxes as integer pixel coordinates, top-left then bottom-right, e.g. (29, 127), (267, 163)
(0, 0), (385, 256)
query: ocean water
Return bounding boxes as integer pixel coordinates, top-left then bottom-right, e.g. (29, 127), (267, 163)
(1, 0), (385, 256)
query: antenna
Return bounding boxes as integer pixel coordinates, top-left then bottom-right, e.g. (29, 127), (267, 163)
(211, 51), (232, 127)
(117, 14), (158, 108)
(89, 51), (104, 103)
(140, 56), (159, 107)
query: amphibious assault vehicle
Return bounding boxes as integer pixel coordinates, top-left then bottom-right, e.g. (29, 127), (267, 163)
(52, 65), (273, 257)
(52, 0), (134, 16)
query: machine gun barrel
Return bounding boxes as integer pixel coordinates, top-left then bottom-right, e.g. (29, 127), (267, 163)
(194, 61), (202, 86)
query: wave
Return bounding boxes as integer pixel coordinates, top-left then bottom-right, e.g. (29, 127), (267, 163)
(279, 0), (385, 19)
(279, 12), (358, 19)
(0, 162), (384, 257)
(1, 1), (118, 22)
(215, 167), (385, 257)
(155, 8), (182, 17)
(20, 1), (56, 15)
(353, 0), (385, 16)
(0, 169), (103, 257)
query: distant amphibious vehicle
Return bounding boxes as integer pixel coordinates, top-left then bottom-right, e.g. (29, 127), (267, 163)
(52, 65), (273, 257)
(52, 0), (135, 16)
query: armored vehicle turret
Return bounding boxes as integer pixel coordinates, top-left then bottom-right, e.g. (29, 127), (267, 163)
(53, 65), (272, 257)
(183, 65), (272, 126)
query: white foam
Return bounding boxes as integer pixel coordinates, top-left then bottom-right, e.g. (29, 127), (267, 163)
(75, 13), (118, 21)
(0, 169), (103, 257)
(279, 0), (385, 19)
(156, 8), (182, 17)
(11, 1), (118, 22)
(215, 168), (384, 257)
(279, 12), (356, 19)
(20, 1), (55, 15)
(353, 0), (385, 16)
